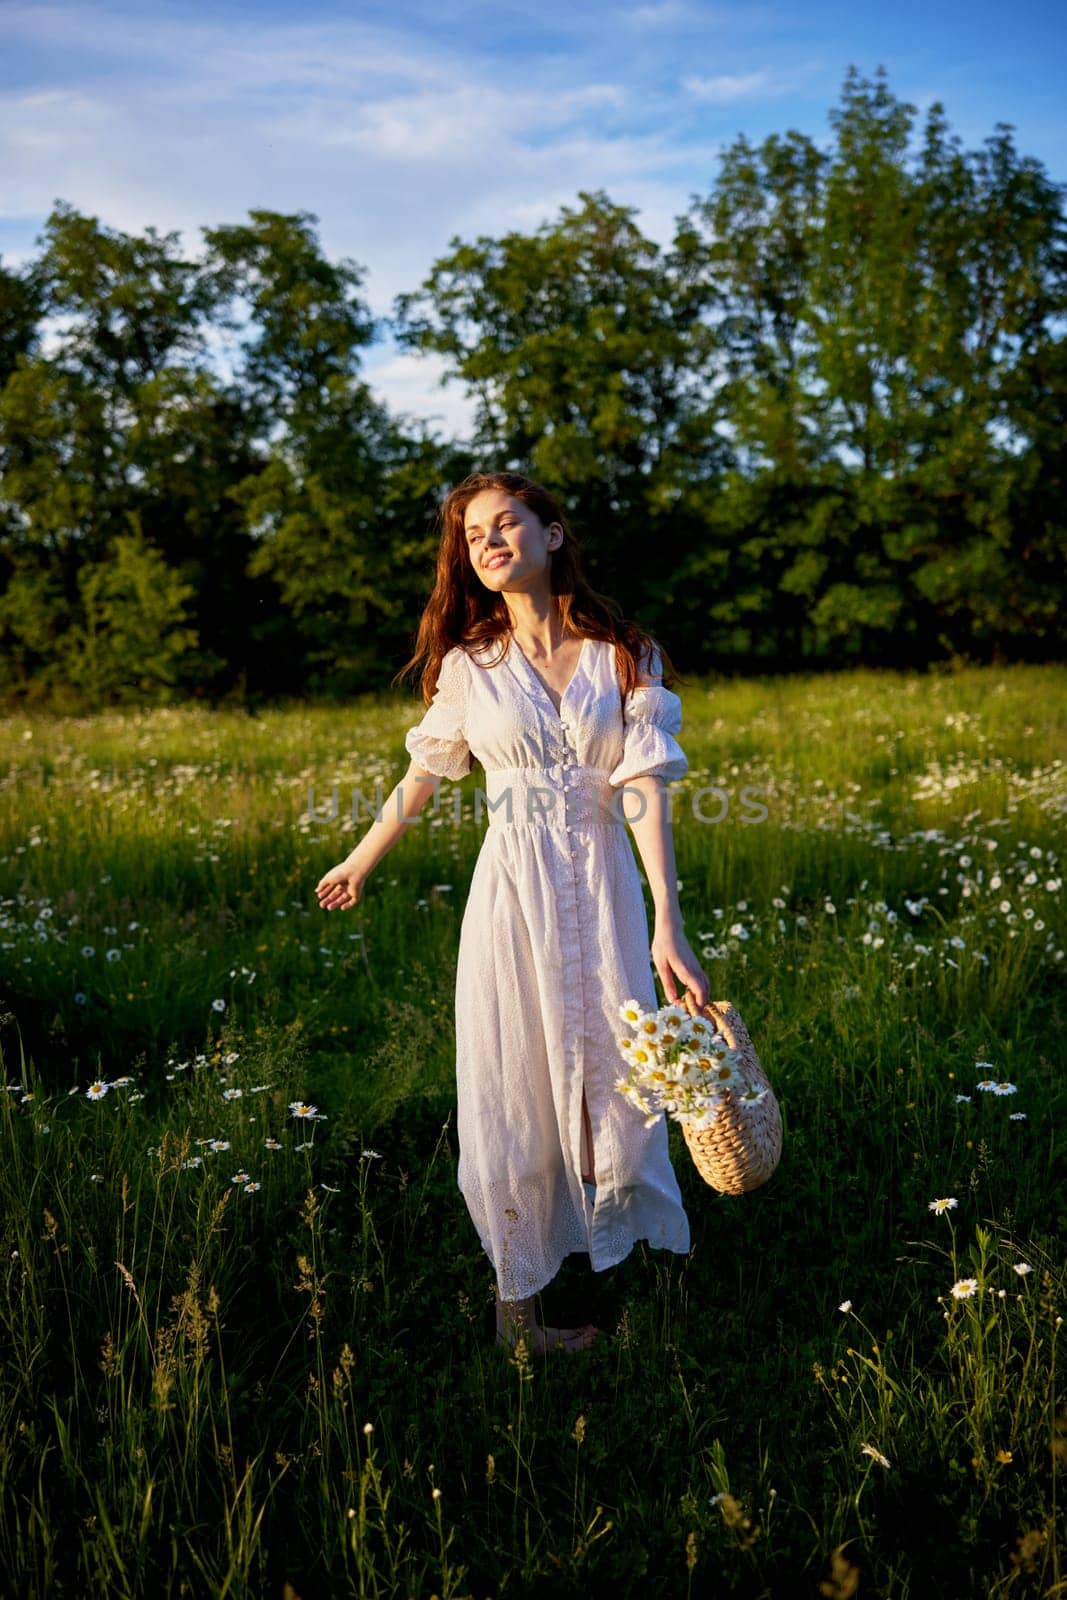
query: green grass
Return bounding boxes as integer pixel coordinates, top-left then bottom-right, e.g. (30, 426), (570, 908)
(0, 662), (1064, 1598)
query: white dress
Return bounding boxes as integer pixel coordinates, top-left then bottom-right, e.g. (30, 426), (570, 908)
(404, 632), (692, 1301)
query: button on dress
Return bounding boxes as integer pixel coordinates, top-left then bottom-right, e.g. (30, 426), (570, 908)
(403, 633), (692, 1302)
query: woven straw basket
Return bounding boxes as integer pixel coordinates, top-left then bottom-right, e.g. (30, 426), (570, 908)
(676, 991), (782, 1195)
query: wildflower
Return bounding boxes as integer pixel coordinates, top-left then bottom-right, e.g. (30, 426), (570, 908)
(208, 1139), (231, 1153)
(294, 1141), (314, 1152)
(243, 1181), (261, 1193)
(106, 949), (121, 962)
(950, 1278), (979, 1300)
(86, 1081), (111, 1100)
(81, 945), (95, 957)
(361, 1149), (383, 1160)
(1009, 1112), (1027, 1121)
(264, 1138), (283, 1150)
(212, 998), (226, 1013)
(222, 1088), (243, 1101)
(955, 1094), (972, 1103)
(319, 1183), (341, 1194)
(838, 1300), (852, 1313)
(991, 1082), (1018, 1096)
(290, 1102), (325, 1120)
(996, 1449), (1013, 1464)
(112, 1076), (134, 1087)
(860, 1445), (891, 1469)
(618, 998), (647, 1026)
(74, 993), (87, 1005)
(230, 1171), (252, 1185)
(1012, 1262), (1033, 1276)
(928, 1197), (958, 1215)
(975, 1080), (998, 1092)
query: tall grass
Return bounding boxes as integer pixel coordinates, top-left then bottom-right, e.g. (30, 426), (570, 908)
(0, 662), (1064, 1597)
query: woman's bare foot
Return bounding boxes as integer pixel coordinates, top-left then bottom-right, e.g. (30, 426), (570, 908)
(495, 1321), (599, 1354)
(495, 1294), (599, 1354)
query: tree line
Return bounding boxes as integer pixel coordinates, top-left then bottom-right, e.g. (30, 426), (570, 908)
(1, 66), (1064, 707)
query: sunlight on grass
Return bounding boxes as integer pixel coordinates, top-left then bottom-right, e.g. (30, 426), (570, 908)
(0, 663), (1064, 1596)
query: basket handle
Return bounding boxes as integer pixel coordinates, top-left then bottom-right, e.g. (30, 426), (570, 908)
(677, 988), (741, 1054)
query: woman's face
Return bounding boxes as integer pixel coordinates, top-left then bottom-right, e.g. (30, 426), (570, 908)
(462, 489), (562, 593)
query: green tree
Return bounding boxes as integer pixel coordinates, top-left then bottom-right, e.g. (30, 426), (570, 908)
(393, 189), (727, 645)
(58, 522), (205, 704)
(203, 210), (472, 693)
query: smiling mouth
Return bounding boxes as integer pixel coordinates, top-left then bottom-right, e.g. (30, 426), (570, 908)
(484, 553), (511, 570)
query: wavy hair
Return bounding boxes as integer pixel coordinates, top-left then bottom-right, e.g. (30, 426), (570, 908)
(395, 471), (683, 711)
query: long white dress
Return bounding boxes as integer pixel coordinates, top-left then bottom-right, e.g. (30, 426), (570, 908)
(404, 632), (692, 1302)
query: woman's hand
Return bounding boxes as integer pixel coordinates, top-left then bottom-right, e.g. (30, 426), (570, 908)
(651, 915), (709, 1008)
(316, 858), (366, 912)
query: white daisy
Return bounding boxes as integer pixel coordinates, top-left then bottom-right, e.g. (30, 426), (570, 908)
(950, 1278), (979, 1300)
(86, 1081), (110, 1100)
(1012, 1262), (1033, 1276)
(634, 1013), (665, 1044)
(928, 1197), (958, 1215)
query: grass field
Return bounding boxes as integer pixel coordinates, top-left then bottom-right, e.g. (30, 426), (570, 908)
(1, 662), (1065, 1599)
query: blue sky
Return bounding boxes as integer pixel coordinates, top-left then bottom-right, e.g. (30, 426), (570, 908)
(2, 0), (1064, 438)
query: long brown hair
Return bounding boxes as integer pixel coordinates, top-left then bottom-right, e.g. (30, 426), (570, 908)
(394, 471), (683, 707)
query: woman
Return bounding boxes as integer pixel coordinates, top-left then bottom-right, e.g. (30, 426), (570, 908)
(316, 471), (709, 1354)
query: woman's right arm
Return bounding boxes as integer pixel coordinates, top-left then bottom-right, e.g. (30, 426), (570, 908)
(315, 760), (442, 911)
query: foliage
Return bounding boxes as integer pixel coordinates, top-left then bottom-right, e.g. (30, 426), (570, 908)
(1, 69), (1066, 706)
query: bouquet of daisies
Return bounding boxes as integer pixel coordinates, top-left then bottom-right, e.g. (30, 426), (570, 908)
(614, 996), (769, 1128)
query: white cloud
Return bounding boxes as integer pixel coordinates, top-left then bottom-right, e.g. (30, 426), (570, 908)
(681, 71), (775, 103)
(363, 345), (478, 443)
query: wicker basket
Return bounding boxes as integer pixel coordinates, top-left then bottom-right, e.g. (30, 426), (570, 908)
(676, 991), (782, 1195)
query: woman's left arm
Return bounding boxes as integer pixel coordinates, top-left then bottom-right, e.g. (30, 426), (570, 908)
(621, 775), (708, 1007)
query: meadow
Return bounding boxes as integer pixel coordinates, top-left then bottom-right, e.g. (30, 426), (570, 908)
(1, 662), (1065, 1599)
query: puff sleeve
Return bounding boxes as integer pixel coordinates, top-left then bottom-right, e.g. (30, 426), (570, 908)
(403, 647), (472, 781)
(608, 640), (688, 787)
